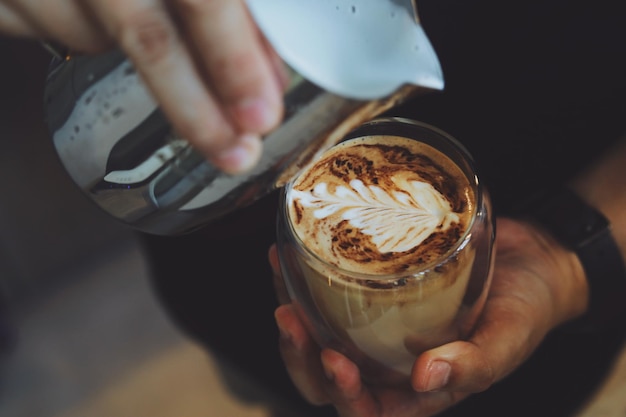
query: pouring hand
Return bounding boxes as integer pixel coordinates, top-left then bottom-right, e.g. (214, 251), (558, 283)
(267, 217), (588, 416)
(0, 0), (287, 174)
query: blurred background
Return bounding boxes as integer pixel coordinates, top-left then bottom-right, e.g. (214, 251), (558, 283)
(1, 35), (626, 417)
(0, 37), (275, 417)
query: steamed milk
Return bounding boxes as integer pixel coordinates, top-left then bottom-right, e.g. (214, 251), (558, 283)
(285, 134), (477, 381)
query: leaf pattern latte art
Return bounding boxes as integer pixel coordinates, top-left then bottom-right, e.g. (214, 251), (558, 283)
(291, 178), (460, 253)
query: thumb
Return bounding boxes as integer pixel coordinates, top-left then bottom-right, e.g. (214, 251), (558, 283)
(412, 302), (538, 393)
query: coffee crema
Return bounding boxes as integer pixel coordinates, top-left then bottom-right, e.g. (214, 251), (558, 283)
(287, 135), (475, 276)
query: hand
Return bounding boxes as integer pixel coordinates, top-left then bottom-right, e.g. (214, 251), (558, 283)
(0, 0), (287, 174)
(268, 217), (589, 416)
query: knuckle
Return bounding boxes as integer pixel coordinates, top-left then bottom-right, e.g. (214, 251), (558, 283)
(470, 359), (497, 392)
(116, 8), (177, 64)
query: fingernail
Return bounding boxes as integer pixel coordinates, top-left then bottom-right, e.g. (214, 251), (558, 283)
(425, 361), (451, 392)
(233, 95), (280, 132)
(213, 134), (262, 174)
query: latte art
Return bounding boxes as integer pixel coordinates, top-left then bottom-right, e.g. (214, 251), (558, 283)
(287, 134), (474, 275)
(290, 177), (460, 253)
(278, 120), (494, 384)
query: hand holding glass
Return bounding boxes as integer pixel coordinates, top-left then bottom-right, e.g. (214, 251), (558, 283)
(276, 118), (495, 386)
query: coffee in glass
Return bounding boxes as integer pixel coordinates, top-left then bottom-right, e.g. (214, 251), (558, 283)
(276, 117), (495, 385)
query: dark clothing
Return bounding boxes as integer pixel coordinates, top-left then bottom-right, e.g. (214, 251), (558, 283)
(141, 0), (626, 415)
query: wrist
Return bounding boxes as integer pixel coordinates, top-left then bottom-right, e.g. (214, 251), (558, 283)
(519, 187), (626, 331)
(522, 219), (589, 327)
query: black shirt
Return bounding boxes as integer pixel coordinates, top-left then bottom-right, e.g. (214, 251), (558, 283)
(387, 0), (626, 215)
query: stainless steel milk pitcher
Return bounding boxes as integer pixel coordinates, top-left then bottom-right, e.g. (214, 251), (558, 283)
(43, 1), (444, 235)
(44, 50), (422, 235)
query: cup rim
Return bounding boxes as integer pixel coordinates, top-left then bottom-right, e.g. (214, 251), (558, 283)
(281, 117), (485, 283)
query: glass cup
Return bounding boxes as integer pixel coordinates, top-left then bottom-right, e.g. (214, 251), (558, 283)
(276, 117), (495, 386)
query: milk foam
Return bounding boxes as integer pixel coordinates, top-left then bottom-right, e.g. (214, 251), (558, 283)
(287, 134), (474, 275)
(282, 131), (489, 383)
(290, 177), (460, 253)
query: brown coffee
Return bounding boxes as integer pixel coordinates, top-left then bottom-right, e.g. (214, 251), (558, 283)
(279, 123), (492, 384)
(287, 135), (475, 275)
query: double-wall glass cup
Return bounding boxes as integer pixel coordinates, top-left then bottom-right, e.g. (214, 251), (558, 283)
(276, 118), (495, 386)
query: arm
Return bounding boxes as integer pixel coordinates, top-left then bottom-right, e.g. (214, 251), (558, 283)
(571, 133), (626, 258)
(557, 132), (626, 329)
(522, 131), (626, 331)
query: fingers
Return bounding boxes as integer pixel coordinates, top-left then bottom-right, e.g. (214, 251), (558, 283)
(2, 0), (286, 174)
(93, 0), (283, 174)
(174, 0), (283, 134)
(275, 305), (384, 417)
(259, 32), (293, 93)
(82, 0), (250, 174)
(274, 304), (330, 405)
(412, 299), (537, 393)
(320, 349), (380, 417)
(323, 348), (462, 417)
(271, 249), (340, 406)
(411, 218), (573, 395)
(413, 341), (493, 393)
